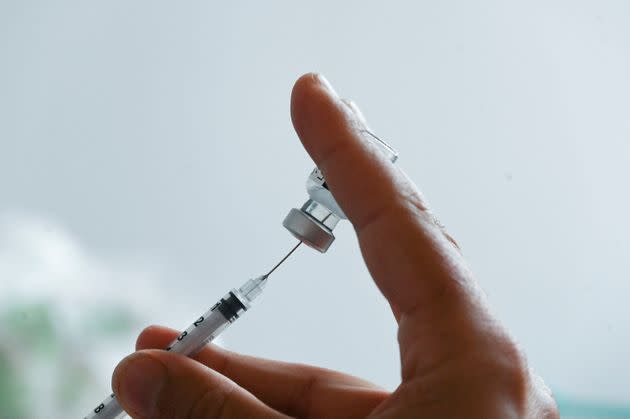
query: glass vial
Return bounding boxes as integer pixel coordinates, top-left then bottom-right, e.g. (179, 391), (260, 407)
(283, 130), (398, 252)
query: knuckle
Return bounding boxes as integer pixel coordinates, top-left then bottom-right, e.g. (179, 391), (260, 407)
(314, 135), (356, 177)
(213, 350), (231, 378)
(188, 382), (236, 419)
(482, 338), (533, 415)
(356, 186), (426, 234)
(285, 374), (317, 417)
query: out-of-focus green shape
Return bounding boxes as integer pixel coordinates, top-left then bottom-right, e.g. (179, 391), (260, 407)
(0, 300), (138, 417)
(0, 348), (27, 418)
(557, 394), (630, 419)
(70, 304), (137, 409)
(57, 362), (92, 408)
(1, 302), (58, 356)
(81, 305), (137, 337)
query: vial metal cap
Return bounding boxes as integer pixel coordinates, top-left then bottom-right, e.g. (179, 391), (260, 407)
(283, 200), (339, 253)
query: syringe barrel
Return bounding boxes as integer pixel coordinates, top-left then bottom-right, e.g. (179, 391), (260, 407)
(164, 290), (247, 356)
(84, 288), (253, 419)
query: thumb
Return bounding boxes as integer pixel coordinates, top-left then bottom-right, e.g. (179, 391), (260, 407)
(112, 350), (286, 419)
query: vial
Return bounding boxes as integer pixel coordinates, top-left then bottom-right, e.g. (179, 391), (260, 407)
(283, 129), (398, 252)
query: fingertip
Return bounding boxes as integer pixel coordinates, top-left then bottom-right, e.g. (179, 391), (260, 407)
(112, 351), (167, 418)
(291, 73), (333, 139)
(290, 73), (360, 166)
(136, 325), (177, 350)
(291, 72), (337, 102)
(291, 73), (339, 127)
(135, 325), (161, 350)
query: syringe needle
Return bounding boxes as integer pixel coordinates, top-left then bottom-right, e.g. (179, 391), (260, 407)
(263, 241), (302, 279)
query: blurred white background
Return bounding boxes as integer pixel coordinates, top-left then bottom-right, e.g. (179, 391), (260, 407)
(1, 1), (629, 417)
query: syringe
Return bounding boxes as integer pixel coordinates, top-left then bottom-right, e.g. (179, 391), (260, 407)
(84, 241), (302, 419)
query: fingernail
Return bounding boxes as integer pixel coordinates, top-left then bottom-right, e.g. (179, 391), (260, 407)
(314, 73), (339, 97)
(113, 353), (166, 417)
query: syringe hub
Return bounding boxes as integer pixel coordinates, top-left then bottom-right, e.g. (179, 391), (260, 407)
(237, 275), (267, 304)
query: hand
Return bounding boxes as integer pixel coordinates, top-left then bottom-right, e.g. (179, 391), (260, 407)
(112, 73), (559, 418)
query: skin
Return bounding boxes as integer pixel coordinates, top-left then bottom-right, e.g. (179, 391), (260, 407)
(112, 73), (560, 418)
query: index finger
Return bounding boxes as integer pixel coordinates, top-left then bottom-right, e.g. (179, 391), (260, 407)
(290, 73), (476, 317)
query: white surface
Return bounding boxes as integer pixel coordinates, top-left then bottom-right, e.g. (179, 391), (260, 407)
(1, 0), (629, 405)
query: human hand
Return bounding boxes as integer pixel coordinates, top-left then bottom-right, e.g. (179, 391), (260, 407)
(111, 73), (559, 418)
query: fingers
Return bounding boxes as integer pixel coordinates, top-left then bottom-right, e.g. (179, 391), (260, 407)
(112, 349), (287, 419)
(135, 325), (389, 418)
(290, 73), (477, 317)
